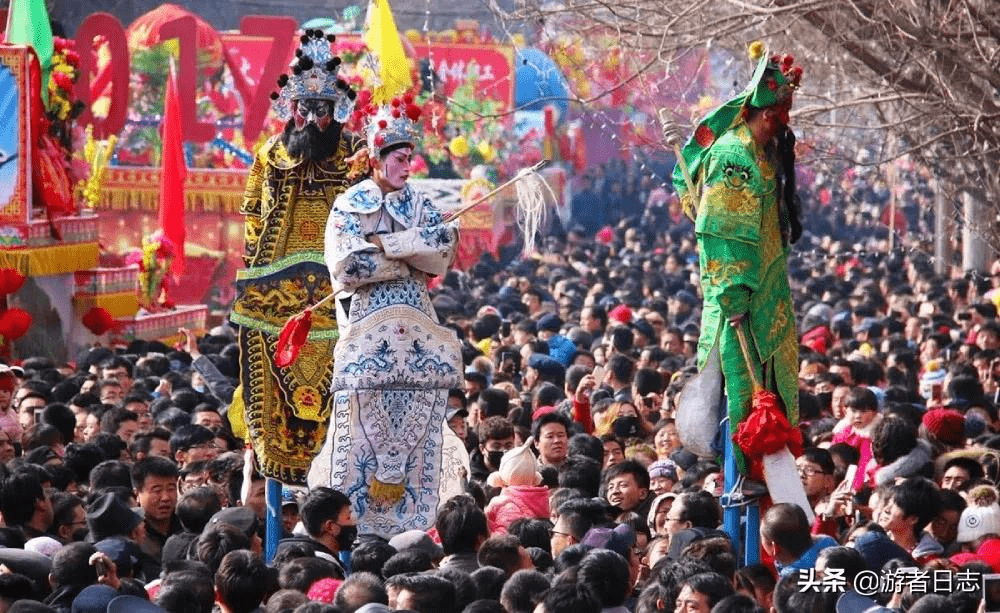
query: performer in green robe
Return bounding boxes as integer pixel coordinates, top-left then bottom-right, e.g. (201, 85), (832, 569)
(672, 42), (804, 473)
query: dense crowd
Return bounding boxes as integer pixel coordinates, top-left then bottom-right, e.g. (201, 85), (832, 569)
(0, 152), (996, 613)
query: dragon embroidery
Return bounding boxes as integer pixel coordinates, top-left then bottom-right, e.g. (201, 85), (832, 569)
(341, 339), (395, 375)
(405, 339), (458, 376)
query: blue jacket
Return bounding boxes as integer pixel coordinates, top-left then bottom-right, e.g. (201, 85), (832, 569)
(777, 534), (838, 577)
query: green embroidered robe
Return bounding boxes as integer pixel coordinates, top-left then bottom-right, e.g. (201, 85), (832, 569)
(694, 122), (799, 472)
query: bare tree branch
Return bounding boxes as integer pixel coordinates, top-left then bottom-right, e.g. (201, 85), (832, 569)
(489, 0), (1000, 245)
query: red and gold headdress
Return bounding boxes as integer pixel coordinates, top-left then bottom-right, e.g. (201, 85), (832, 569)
(352, 92), (423, 156)
(745, 41), (803, 108)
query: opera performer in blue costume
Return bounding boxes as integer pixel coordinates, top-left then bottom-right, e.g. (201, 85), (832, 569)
(309, 93), (468, 539)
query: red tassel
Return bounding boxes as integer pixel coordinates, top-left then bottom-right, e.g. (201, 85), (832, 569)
(274, 309), (313, 368)
(733, 390), (802, 460)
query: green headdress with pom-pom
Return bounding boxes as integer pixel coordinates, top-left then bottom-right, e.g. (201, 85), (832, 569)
(671, 41), (803, 216)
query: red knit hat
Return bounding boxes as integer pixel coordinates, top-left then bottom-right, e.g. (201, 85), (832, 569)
(950, 552), (978, 567)
(307, 578), (343, 604)
(922, 408), (965, 446)
(609, 304), (633, 325)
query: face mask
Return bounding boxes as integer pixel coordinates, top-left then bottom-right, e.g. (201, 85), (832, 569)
(337, 525), (358, 552)
(816, 392), (832, 410)
(192, 385), (206, 394)
(487, 450), (505, 469)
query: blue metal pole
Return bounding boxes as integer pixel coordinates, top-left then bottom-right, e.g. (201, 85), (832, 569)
(721, 417), (741, 562)
(265, 478), (282, 563)
(744, 502), (760, 566)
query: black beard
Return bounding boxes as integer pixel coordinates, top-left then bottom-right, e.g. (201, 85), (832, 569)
(281, 120), (343, 162)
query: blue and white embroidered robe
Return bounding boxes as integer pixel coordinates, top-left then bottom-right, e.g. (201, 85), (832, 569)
(308, 179), (464, 538)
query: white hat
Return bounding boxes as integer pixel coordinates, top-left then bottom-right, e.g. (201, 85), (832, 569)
(646, 492), (678, 532)
(957, 486), (1000, 543)
(487, 436), (541, 488)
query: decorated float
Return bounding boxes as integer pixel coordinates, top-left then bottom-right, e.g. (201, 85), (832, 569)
(0, 3), (207, 362)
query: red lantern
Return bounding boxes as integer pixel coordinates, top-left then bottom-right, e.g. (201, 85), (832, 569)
(82, 307), (115, 336)
(0, 308), (32, 341)
(0, 268), (25, 296)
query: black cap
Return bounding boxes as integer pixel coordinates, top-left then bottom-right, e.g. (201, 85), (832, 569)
(527, 354), (565, 381)
(107, 595), (166, 613)
(208, 506), (260, 540)
(631, 319), (655, 341)
(537, 314), (562, 332)
(86, 493), (143, 541)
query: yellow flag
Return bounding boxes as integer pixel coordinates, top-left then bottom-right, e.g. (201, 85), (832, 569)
(364, 0), (412, 103)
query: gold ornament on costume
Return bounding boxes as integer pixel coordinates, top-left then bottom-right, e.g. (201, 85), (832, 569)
(369, 478), (406, 508)
(292, 385), (323, 421)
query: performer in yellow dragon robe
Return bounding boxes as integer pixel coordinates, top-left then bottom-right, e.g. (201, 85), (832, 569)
(231, 30), (362, 483)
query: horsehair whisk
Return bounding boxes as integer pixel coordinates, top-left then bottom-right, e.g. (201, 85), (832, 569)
(513, 160), (558, 255)
(442, 159), (556, 255)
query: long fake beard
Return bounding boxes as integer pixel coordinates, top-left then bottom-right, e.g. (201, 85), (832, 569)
(281, 120), (344, 163)
(776, 126), (802, 244)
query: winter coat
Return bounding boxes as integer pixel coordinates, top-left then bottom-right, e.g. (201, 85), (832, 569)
(485, 485), (550, 534)
(873, 439), (934, 487)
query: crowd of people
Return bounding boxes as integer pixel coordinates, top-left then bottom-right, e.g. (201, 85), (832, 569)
(0, 146), (996, 613)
